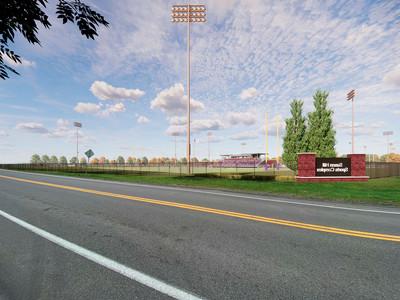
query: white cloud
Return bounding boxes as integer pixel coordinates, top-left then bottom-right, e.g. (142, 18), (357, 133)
(165, 118), (223, 136)
(166, 125), (186, 136)
(105, 102), (126, 113)
(137, 115), (150, 124)
(192, 119), (224, 131)
(239, 87), (258, 100)
(74, 102), (101, 114)
(168, 116), (187, 125)
(3, 56), (36, 68)
(230, 131), (259, 141)
(151, 83), (205, 116)
(226, 111), (257, 126)
(47, 119), (72, 138)
(16, 122), (48, 134)
(0, 130), (8, 137)
(90, 81), (145, 101)
(383, 65), (400, 86)
(74, 102), (126, 117)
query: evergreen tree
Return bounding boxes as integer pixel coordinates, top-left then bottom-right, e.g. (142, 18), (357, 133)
(59, 156), (68, 164)
(304, 90), (336, 157)
(116, 156), (125, 164)
(282, 99), (307, 171)
(70, 156), (78, 164)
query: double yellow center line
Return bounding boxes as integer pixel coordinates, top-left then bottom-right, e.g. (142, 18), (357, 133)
(1, 174), (399, 242)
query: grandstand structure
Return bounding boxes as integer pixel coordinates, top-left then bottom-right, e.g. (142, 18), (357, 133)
(220, 153), (265, 168)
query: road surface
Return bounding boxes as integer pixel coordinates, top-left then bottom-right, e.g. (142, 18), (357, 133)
(0, 169), (399, 299)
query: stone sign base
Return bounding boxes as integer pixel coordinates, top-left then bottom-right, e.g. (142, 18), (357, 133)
(296, 153), (369, 183)
(296, 176), (369, 183)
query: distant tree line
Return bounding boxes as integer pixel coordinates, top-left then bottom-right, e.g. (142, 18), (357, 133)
(30, 154), (210, 165)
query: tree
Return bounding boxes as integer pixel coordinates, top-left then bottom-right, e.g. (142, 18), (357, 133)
(90, 157), (99, 164)
(31, 154), (41, 164)
(80, 157), (87, 164)
(304, 90), (336, 157)
(50, 155), (58, 164)
(180, 157), (187, 164)
(59, 156), (68, 164)
(70, 156), (78, 164)
(127, 156), (136, 164)
(41, 154), (50, 163)
(99, 156), (106, 164)
(116, 156), (125, 164)
(141, 156), (148, 165)
(0, 0), (109, 79)
(282, 99), (307, 171)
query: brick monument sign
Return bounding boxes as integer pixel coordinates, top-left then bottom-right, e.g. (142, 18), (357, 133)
(296, 153), (369, 182)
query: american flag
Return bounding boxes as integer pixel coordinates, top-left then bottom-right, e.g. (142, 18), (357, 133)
(73, 122), (82, 128)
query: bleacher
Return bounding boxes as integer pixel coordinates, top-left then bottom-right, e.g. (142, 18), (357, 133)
(220, 153), (265, 168)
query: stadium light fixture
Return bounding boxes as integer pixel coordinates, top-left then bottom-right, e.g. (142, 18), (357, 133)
(171, 3), (206, 174)
(346, 89), (355, 153)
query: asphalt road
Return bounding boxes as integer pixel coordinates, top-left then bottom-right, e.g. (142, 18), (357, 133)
(0, 169), (399, 300)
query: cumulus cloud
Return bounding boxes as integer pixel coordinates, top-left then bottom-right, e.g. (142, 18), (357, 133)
(137, 115), (150, 124)
(104, 102), (126, 113)
(166, 125), (186, 136)
(90, 81), (145, 101)
(151, 83), (205, 116)
(226, 111), (256, 126)
(16, 122), (49, 134)
(383, 65), (400, 86)
(74, 102), (101, 114)
(230, 131), (259, 141)
(74, 102), (125, 116)
(3, 55), (36, 68)
(192, 119), (224, 131)
(239, 87), (258, 100)
(165, 119), (223, 136)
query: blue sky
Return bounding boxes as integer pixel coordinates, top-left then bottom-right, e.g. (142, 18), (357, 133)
(1, 0), (399, 163)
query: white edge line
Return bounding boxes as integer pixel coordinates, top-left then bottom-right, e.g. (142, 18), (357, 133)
(1, 169), (400, 216)
(0, 209), (203, 300)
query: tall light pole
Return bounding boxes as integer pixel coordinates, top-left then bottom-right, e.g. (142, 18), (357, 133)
(265, 112), (269, 162)
(347, 89), (355, 153)
(171, 3), (206, 174)
(207, 132), (212, 161)
(73, 122), (82, 163)
(276, 115), (280, 164)
(383, 131), (393, 161)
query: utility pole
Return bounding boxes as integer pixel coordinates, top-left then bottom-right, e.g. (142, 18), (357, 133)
(347, 89), (355, 154)
(265, 112), (268, 162)
(171, 4), (206, 174)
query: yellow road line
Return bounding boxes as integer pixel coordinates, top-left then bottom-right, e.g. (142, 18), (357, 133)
(1, 174), (399, 242)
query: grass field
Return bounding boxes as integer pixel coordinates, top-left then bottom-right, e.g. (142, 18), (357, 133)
(21, 170), (400, 206)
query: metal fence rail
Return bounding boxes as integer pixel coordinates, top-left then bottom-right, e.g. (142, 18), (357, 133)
(366, 162), (400, 178)
(0, 162), (294, 178)
(1, 162), (398, 179)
